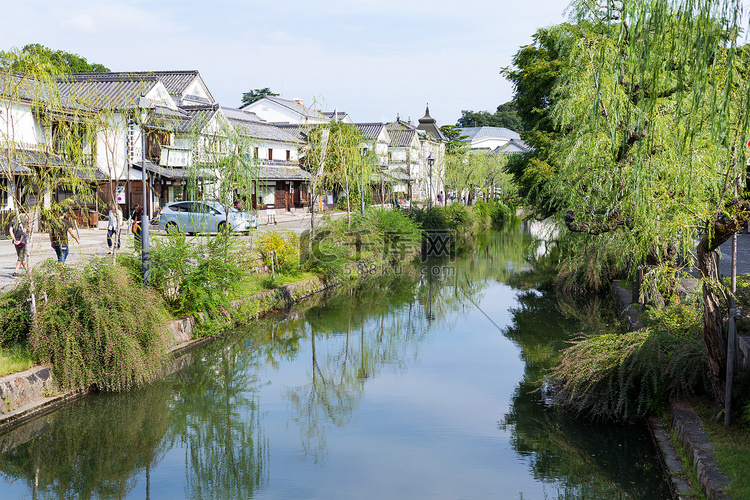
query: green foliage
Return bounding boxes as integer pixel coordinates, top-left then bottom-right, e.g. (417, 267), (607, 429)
(305, 208), (421, 278)
(456, 101), (524, 132)
(3, 44), (110, 73)
(149, 229), (251, 318)
(21, 259), (171, 391)
(555, 233), (628, 293)
(439, 124), (469, 155)
(551, 301), (707, 421)
(0, 291), (31, 347)
(257, 229), (300, 274)
(471, 199), (512, 229)
(0, 344), (35, 377)
(240, 87), (278, 107)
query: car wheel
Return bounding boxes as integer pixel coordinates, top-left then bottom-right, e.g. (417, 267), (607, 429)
(165, 222), (179, 234)
(218, 222), (227, 233)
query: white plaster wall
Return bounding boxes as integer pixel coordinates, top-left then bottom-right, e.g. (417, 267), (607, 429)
(0, 101), (42, 146)
(95, 113), (129, 180)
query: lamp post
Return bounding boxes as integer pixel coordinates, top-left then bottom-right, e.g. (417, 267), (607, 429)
(359, 145), (368, 215)
(427, 153), (435, 209)
(138, 96), (153, 285)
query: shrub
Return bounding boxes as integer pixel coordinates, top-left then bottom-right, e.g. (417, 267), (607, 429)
(0, 292), (31, 347)
(257, 229), (300, 274)
(304, 208), (421, 278)
(550, 301), (707, 421)
(149, 229), (251, 318)
(20, 259), (171, 391)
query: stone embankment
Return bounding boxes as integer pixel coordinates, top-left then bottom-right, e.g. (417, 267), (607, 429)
(612, 280), (743, 499)
(0, 275), (334, 435)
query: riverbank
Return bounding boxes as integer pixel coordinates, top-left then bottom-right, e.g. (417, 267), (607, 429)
(611, 269), (750, 499)
(0, 274), (335, 433)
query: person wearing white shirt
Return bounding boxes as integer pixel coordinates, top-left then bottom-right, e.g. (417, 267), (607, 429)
(107, 202), (123, 253)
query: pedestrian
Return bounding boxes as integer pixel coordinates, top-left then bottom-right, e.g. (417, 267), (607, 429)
(131, 204), (143, 250)
(438, 191), (444, 205)
(49, 210), (79, 265)
(107, 202), (123, 253)
(9, 214), (29, 278)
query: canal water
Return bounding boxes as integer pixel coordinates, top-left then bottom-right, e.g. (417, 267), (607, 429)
(0, 224), (669, 499)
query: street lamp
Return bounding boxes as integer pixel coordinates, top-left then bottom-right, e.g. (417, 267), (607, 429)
(427, 153), (435, 209)
(359, 145), (368, 215)
(138, 95), (153, 285)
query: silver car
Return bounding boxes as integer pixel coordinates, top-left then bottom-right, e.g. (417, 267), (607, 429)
(158, 201), (257, 234)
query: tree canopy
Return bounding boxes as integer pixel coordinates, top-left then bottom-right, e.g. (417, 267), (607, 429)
(503, 0), (750, 414)
(240, 88), (279, 108)
(456, 102), (524, 132)
(2, 44), (110, 73)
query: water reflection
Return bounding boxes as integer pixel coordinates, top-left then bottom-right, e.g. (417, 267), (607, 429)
(0, 222), (668, 499)
(0, 382), (172, 499)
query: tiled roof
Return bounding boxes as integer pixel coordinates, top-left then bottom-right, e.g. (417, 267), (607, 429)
(254, 164), (311, 181)
(386, 121), (418, 148)
(68, 71), (212, 101)
(355, 123), (388, 141)
(261, 96), (327, 120)
(459, 126), (521, 142)
(224, 106), (300, 143)
(0, 148), (107, 178)
(57, 74), (159, 110)
(132, 160), (212, 180)
(177, 104), (220, 134)
(275, 123), (308, 141)
(417, 106), (446, 142)
(323, 111), (348, 121)
(495, 138), (533, 154)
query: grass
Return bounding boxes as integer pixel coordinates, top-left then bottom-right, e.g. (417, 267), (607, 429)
(0, 344), (35, 377)
(670, 428), (708, 499)
(692, 398), (750, 499)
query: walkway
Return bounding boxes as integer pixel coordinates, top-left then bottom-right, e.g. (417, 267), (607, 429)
(0, 208), (338, 292)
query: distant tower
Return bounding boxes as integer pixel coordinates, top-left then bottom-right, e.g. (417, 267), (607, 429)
(417, 104), (444, 141)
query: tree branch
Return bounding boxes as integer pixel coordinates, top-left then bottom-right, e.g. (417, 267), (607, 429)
(564, 209), (633, 234)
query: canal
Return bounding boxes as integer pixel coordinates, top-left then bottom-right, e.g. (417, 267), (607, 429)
(0, 224), (669, 499)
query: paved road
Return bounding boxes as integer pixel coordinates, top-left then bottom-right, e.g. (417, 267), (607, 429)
(0, 208), (339, 292)
(2, 213), (746, 292)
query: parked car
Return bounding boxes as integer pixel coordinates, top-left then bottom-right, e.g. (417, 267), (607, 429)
(158, 201), (257, 234)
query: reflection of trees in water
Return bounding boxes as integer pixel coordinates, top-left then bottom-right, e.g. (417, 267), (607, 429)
(170, 335), (269, 500)
(501, 285), (669, 499)
(284, 271), (433, 462)
(0, 381), (172, 499)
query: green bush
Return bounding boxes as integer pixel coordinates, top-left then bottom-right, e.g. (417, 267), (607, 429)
(149, 229), (251, 318)
(304, 208), (421, 278)
(551, 301), (707, 421)
(0, 292), (31, 347)
(20, 259), (171, 391)
(257, 229), (300, 274)
(472, 199), (512, 228)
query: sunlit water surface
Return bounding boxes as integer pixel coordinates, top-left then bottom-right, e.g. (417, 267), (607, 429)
(0, 225), (669, 499)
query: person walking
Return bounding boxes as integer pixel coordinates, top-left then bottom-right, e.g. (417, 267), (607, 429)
(49, 211), (79, 265)
(9, 215), (29, 278)
(107, 202), (123, 253)
(130, 204), (143, 250)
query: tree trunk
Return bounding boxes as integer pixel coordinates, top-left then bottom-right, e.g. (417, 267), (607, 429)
(697, 244), (727, 416)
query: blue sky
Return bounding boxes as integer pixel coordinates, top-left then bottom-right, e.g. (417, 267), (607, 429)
(2, 0), (570, 127)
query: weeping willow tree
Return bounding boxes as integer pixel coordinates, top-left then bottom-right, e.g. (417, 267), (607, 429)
(537, 0), (750, 414)
(300, 121), (370, 227)
(0, 49), (98, 315)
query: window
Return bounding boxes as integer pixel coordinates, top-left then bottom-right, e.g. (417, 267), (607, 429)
(268, 148), (273, 161)
(254, 147), (259, 159)
(146, 130), (169, 163)
(286, 150), (291, 161)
